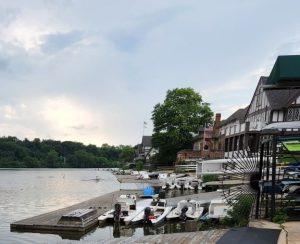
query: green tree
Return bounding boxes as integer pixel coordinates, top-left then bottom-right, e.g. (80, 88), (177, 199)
(46, 150), (60, 168)
(0, 136), (135, 168)
(119, 145), (135, 162)
(74, 149), (97, 168)
(24, 156), (41, 168)
(151, 88), (213, 165)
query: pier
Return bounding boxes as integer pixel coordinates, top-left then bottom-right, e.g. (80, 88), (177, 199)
(10, 188), (221, 235)
(11, 190), (142, 233)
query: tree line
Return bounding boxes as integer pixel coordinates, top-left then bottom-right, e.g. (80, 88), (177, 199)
(0, 136), (135, 168)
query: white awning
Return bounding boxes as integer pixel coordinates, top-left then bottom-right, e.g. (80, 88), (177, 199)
(263, 121), (300, 130)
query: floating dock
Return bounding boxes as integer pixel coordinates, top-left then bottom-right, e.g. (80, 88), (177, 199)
(11, 190), (142, 234)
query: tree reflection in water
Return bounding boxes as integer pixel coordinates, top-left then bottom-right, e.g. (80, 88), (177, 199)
(105, 220), (198, 239)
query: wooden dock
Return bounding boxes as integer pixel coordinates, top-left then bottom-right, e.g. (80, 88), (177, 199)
(11, 188), (223, 239)
(100, 229), (227, 244)
(11, 190), (142, 233)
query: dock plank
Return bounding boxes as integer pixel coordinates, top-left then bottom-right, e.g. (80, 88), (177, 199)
(101, 230), (227, 244)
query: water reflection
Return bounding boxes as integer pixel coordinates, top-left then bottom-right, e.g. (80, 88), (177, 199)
(97, 220), (198, 239)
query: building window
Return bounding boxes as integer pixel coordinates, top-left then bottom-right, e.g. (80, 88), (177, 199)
(272, 111), (278, 122)
(287, 107), (300, 121)
(272, 110), (284, 122)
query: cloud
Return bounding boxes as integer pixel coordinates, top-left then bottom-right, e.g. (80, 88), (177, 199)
(40, 31), (85, 54)
(0, 7), (18, 27)
(1, 0), (300, 146)
(109, 6), (184, 52)
(0, 58), (9, 71)
(69, 125), (85, 130)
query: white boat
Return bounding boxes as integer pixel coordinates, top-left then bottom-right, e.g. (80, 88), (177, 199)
(162, 178), (176, 190)
(207, 199), (231, 219)
(131, 198), (173, 225)
(166, 200), (205, 221)
(184, 180), (195, 190)
(98, 194), (140, 224)
(136, 171), (150, 180)
(183, 178), (201, 190)
(169, 180), (176, 189)
(191, 179), (201, 190)
(185, 200), (205, 220)
(175, 178), (186, 189)
(166, 200), (191, 220)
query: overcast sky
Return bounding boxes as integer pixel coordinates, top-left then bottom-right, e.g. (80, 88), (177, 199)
(1, 0), (300, 146)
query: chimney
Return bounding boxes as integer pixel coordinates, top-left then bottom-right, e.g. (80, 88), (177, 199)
(213, 113), (221, 134)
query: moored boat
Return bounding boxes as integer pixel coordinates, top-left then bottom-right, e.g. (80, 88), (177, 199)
(131, 198), (173, 225)
(98, 194), (139, 224)
(185, 200), (205, 220)
(207, 199), (231, 219)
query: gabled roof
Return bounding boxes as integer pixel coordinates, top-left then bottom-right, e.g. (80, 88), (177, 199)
(221, 107), (248, 126)
(266, 88), (300, 110)
(245, 76), (267, 118)
(245, 76), (300, 117)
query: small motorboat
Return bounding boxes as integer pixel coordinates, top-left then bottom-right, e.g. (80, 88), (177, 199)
(98, 194), (139, 224)
(184, 178), (201, 190)
(185, 200), (205, 220)
(162, 178), (176, 190)
(169, 180), (176, 189)
(166, 200), (205, 221)
(207, 199), (231, 219)
(175, 178), (186, 189)
(131, 198), (173, 225)
(166, 200), (191, 220)
(162, 180), (170, 190)
(191, 179), (201, 190)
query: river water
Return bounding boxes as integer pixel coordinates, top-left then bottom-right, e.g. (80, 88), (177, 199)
(0, 169), (196, 243)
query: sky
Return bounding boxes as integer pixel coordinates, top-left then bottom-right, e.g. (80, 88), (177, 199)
(1, 0), (300, 146)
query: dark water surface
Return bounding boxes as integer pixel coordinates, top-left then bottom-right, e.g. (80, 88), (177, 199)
(0, 169), (197, 243)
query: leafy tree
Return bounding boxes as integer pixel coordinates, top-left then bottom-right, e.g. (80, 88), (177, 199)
(151, 88), (213, 165)
(99, 143), (120, 161)
(119, 145), (135, 162)
(74, 149), (97, 168)
(0, 136), (135, 168)
(24, 156), (40, 168)
(46, 150), (60, 168)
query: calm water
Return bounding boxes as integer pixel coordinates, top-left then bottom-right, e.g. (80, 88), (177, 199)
(0, 169), (198, 243)
(0, 169), (120, 243)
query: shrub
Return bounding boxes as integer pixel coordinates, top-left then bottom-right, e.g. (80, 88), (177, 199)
(272, 210), (288, 224)
(202, 174), (219, 183)
(135, 160), (144, 171)
(221, 196), (254, 227)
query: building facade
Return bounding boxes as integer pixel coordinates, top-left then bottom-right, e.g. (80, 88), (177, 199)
(221, 56), (300, 158)
(176, 113), (223, 163)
